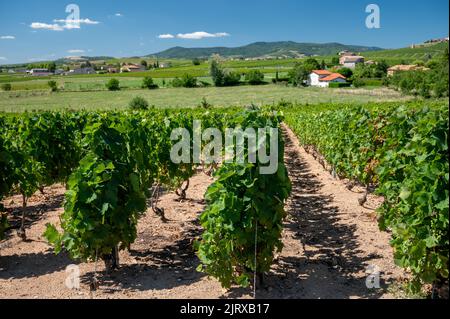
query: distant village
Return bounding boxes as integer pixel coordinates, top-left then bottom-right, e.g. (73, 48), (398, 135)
(2, 59), (172, 77)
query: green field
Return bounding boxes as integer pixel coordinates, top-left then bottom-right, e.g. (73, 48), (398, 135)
(0, 85), (412, 112)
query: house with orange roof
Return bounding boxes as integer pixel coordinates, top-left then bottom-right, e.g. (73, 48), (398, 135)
(120, 63), (146, 73)
(308, 70), (347, 87)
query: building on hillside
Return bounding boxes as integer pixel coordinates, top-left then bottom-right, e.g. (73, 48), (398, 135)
(387, 64), (430, 77)
(365, 60), (376, 65)
(120, 64), (146, 73)
(30, 68), (53, 76)
(69, 67), (96, 75)
(340, 56), (365, 69)
(339, 50), (355, 56)
(308, 70), (347, 88)
(159, 62), (171, 68)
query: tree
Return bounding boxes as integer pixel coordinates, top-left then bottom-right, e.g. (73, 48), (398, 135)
(331, 57), (340, 66)
(303, 58), (320, 73)
(106, 78), (120, 91)
(141, 60), (148, 69)
(80, 61), (91, 69)
(288, 63), (309, 86)
(1, 83), (12, 91)
(337, 67), (354, 79)
(47, 62), (56, 72)
(210, 59), (225, 86)
(129, 96), (149, 110)
(245, 70), (265, 85)
(48, 80), (58, 92)
(141, 76), (158, 89)
(320, 60), (326, 70)
(374, 60), (389, 78)
(192, 58), (201, 66)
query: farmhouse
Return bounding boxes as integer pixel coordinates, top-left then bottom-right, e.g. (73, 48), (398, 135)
(29, 69), (53, 76)
(69, 67), (96, 75)
(340, 56), (365, 69)
(387, 64), (430, 76)
(308, 70), (347, 88)
(120, 64), (146, 73)
(159, 62), (171, 68)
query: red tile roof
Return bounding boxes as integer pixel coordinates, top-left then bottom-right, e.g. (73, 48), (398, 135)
(312, 70), (332, 76)
(320, 73), (346, 82)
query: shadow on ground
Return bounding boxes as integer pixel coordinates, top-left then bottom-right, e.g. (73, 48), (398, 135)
(0, 250), (72, 279)
(80, 226), (206, 293)
(246, 129), (388, 299)
(3, 193), (64, 240)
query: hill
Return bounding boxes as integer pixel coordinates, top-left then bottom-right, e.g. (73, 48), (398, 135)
(149, 41), (384, 59)
(364, 41), (448, 63)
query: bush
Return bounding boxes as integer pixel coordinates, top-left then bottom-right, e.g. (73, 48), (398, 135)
(352, 78), (366, 88)
(245, 70), (265, 85)
(192, 58), (201, 66)
(272, 77), (290, 84)
(357, 78), (383, 87)
(199, 80), (211, 87)
(223, 71), (241, 86)
(106, 78), (120, 91)
(1, 83), (12, 91)
(181, 73), (197, 88)
(328, 82), (351, 88)
(197, 97), (212, 109)
(48, 80), (58, 92)
(171, 77), (183, 88)
(141, 76), (158, 89)
(171, 74), (197, 88)
(129, 96), (149, 110)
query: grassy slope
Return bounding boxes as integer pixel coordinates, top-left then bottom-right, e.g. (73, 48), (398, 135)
(0, 85), (411, 112)
(363, 42), (448, 63)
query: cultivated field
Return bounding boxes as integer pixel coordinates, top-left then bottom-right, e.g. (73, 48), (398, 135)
(0, 85), (411, 112)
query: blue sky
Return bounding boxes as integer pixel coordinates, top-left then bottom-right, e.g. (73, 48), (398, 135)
(0, 0), (448, 64)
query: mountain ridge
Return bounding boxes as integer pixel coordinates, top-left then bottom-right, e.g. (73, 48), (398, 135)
(148, 41), (384, 59)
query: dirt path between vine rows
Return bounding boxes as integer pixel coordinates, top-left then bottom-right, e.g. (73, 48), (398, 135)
(0, 125), (406, 299)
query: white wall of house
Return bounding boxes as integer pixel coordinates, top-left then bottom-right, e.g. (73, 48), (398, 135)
(308, 73), (322, 86)
(317, 81), (329, 88)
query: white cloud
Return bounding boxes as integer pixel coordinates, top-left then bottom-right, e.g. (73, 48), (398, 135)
(30, 22), (64, 31)
(158, 34), (175, 39)
(53, 18), (100, 25)
(1, 36), (15, 40)
(30, 18), (100, 32)
(68, 49), (85, 54)
(176, 31), (230, 39)
(0, 57), (7, 60)
(115, 13), (123, 17)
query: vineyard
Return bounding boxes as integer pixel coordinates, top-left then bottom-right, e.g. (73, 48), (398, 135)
(284, 101), (449, 294)
(0, 101), (448, 298)
(0, 107), (291, 291)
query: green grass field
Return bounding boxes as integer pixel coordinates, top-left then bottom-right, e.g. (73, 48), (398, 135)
(0, 85), (412, 112)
